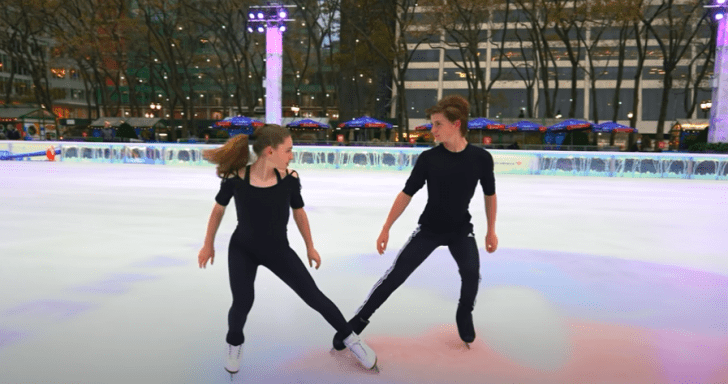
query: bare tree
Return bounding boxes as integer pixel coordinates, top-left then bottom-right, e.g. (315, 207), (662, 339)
(340, 0), (424, 138)
(137, 0), (215, 139)
(432, 0), (501, 117)
(0, 0), (59, 114)
(627, 0), (665, 129)
(514, 0), (562, 118)
(186, 0), (261, 118)
(282, 8), (314, 116)
(579, 0), (615, 124)
(291, 0), (340, 117)
(503, 0), (540, 118)
(550, 0), (588, 118)
(683, 21), (714, 118)
(50, 0), (107, 119)
(643, 0), (708, 142)
(594, 0), (643, 124)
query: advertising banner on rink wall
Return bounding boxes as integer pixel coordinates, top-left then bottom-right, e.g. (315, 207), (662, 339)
(492, 152), (537, 175)
(0, 141), (58, 161)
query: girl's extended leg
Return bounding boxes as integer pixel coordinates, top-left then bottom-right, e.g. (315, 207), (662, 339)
(226, 240), (259, 346)
(265, 247), (352, 336)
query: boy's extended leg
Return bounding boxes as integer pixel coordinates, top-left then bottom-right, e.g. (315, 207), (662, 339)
(332, 226), (440, 351)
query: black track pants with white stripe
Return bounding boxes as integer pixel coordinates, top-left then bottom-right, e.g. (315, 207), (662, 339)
(355, 227), (481, 321)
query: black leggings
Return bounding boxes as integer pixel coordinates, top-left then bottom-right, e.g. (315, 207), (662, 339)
(356, 226), (481, 320)
(226, 237), (352, 346)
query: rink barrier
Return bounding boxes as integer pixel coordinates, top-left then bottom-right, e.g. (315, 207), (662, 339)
(1, 140), (727, 180)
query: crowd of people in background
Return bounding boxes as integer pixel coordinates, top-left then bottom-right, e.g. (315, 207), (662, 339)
(0, 125), (22, 140)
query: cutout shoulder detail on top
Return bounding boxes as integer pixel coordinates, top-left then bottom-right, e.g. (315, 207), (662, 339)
(224, 169), (242, 179)
(289, 169), (299, 178)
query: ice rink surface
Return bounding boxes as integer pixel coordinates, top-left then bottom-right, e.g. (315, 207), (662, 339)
(1, 161), (726, 384)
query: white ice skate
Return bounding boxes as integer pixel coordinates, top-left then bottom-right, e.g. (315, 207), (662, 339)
(224, 343), (243, 374)
(343, 332), (378, 371)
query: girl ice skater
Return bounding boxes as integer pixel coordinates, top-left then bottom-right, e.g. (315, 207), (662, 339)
(334, 95), (498, 350)
(198, 125), (377, 374)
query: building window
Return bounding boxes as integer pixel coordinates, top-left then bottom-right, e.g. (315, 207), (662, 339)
(490, 89), (530, 118)
(445, 49), (487, 63)
(443, 70), (475, 81)
(642, 89), (689, 121)
(492, 67), (536, 81)
(404, 69), (439, 81)
(537, 89), (585, 118)
(591, 66), (638, 81)
(589, 89), (635, 121)
(405, 89), (438, 118)
(410, 49), (441, 63)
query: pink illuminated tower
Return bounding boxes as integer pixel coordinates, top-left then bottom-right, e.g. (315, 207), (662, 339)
(266, 26), (283, 125)
(710, 1), (728, 143)
(248, 4), (292, 126)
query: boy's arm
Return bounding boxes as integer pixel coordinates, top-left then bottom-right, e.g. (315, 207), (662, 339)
(484, 193), (498, 253)
(377, 191), (413, 255)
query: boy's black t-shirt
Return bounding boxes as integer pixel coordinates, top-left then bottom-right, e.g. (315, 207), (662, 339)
(403, 144), (495, 234)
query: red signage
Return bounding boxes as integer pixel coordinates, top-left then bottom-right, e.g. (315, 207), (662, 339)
(483, 136), (493, 144)
(337, 134), (344, 143)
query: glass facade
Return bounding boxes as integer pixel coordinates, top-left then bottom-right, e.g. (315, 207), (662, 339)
(405, 89), (438, 118)
(589, 88), (636, 121)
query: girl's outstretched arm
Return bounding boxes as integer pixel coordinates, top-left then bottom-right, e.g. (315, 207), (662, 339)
(292, 208), (321, 269)
(198, 203), (226, 268)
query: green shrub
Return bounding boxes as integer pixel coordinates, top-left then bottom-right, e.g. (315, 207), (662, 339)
(688, 142), (728, 153)
(116, 123), (138, 139)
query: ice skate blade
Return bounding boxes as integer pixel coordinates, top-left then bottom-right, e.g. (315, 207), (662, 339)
(225, 367), (239, 376)
(369, 358), (379, 373)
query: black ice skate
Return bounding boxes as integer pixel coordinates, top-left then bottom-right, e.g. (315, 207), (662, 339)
(456, 307), (476, 348)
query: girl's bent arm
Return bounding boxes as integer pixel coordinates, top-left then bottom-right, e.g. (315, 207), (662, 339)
(204, 203), (227, 247)
(292, 208), (321, 269)
(199, 203), (226, 268)
(292, 208), (314, 250)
